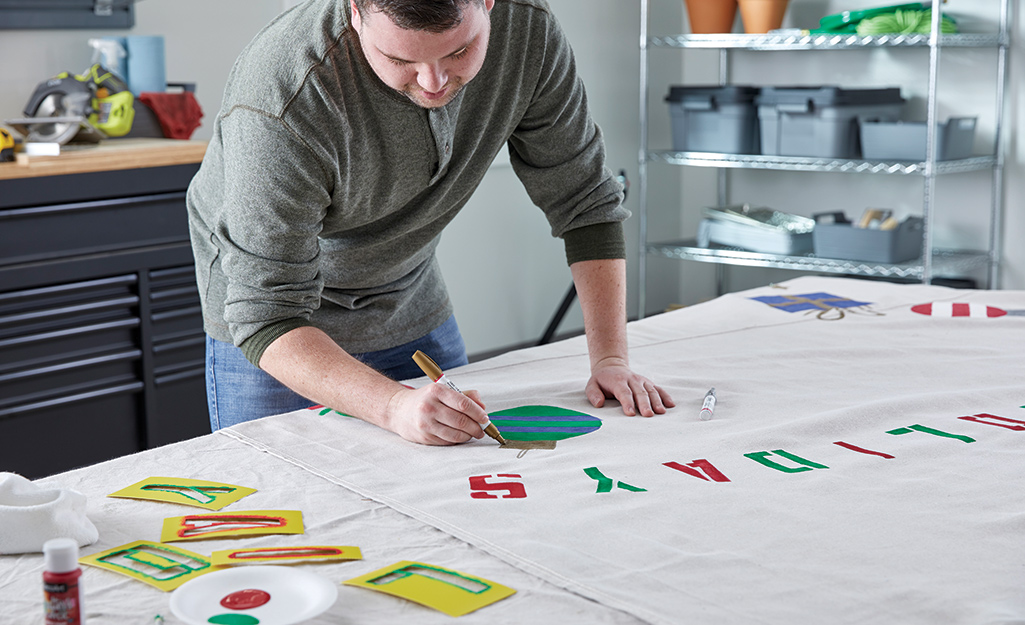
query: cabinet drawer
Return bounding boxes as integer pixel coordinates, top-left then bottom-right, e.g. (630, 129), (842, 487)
(0, 350), (141, 409)
(148, 264), (205, 372)
(153, 335), (204, 375)
(0, 275), (144, 419)
(0, 386), (144, 477)
(0, 275), (140, 365)
(150, 374), (209, 447)
(0, 191), (190, 266)
(150, 265), (203, 340)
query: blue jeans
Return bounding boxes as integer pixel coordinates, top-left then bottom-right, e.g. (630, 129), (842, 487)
(205, 315), (469, 431)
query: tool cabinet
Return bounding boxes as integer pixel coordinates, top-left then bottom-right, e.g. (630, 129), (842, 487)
(0, 141), (207, 478)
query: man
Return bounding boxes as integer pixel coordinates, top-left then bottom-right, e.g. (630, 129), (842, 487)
(187, 0), (674, 443)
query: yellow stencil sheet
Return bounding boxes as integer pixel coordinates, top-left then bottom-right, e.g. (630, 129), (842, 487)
(210, 545), (363, 566)
(108, 476), (256, 510)
(160, 509), (304, 543)
(345, 560), (516, 617)
(79, 540), (218, 592)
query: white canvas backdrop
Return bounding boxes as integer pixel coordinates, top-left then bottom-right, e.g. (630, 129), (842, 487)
(222, 276), (1025, 625)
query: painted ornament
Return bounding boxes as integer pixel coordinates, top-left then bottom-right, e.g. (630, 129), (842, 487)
(490, 405), (601, 453)
(911, 302), (1024, 317)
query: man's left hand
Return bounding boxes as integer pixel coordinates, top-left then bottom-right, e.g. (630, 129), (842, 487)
(584, 357), (674, 417)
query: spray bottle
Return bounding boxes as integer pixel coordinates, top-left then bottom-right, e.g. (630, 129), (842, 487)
(88, 37), (127, 83)
(43, 538), (84, 625)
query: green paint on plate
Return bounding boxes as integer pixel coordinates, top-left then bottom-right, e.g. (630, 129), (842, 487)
(208, 614), (260, 625)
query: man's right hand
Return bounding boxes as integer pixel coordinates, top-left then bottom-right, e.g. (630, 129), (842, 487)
(260, 325), (490, 445)
(383, 383), (489, 445)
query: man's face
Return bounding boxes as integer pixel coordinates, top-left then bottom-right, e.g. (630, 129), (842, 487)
(351, 0), (494, 109)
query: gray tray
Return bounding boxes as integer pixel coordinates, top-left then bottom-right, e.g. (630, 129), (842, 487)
(860, 117), (976, 161)
(813, 216), (923, 263)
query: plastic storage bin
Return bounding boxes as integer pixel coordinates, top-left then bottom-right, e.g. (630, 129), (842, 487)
(813, 215), (924, 263)
(698, 205), (815, 254)
(666, 85), (760, 154)
(859, 117), (976, 161)
(757, 86), (905, 158)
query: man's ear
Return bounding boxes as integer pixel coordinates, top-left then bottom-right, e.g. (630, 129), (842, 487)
(350, 0), (362, 29)
(484, 0), (495, 13)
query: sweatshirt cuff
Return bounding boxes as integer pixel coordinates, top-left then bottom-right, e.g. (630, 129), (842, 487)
(239, 318), (314, 367)
(562, 221), (626, 265)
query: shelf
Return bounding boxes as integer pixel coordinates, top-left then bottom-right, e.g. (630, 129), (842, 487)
(647, 239), (991, 279)
(648, 33), (1008, 50)
(646, 152), (996, 175)
(636, 0), (1008, 312)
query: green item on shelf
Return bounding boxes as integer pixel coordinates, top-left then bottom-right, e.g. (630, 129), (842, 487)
(856, 9), (957, 35)
(814, 2), (923, 33)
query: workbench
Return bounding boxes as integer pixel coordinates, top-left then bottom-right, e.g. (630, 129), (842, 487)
(0, 138), (209, 479)
(1, 275), (1022, 624)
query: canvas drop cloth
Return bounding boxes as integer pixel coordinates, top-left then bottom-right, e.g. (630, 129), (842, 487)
(0, 421), (643, 624)
(220, 276), (1025, 625)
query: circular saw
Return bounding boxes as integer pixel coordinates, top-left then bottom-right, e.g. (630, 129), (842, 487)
(6, 64), (135, 144)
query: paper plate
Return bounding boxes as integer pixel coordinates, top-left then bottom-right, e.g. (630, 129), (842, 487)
(170, 565), (337, 625)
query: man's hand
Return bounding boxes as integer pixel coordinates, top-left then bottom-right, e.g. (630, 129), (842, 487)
(383, 383), (490, 445)
(260, 326), (490, 445)
(585, 356), (674, 417)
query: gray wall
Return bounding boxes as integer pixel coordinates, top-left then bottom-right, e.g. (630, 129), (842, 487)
(0, 0), (1020, 358)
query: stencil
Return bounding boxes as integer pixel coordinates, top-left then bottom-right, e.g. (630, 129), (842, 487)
(345, 561), (516, 617)
(161, 510), (304, 543)
(79, 540), (215, 591)
(108, 477), (256, 510)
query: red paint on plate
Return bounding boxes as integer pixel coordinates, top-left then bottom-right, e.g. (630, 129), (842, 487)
(220, 588), (271, 610)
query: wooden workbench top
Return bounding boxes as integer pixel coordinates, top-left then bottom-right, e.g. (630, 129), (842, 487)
(0, 138), (206, 180)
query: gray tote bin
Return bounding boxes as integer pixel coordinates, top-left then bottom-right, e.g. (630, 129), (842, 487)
(666, 86), (760, 154)
(860, 117), (976, 161)
(813, 215), (924, 263)
(757, 86), (905, 158)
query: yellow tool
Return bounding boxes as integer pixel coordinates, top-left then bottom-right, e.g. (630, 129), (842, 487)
(0, 127), (15, 161)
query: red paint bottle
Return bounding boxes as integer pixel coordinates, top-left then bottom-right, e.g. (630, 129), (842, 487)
(43, 538), (84, 625)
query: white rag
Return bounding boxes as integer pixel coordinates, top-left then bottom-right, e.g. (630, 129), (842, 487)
(0, 472), (98, 555)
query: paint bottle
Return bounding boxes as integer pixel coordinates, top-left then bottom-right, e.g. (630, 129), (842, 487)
(43, 538), (84, 625)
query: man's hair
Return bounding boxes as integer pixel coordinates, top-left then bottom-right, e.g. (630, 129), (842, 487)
(353, 0), (486, 33)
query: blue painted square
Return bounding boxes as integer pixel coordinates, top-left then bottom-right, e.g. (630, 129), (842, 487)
(751, 292), (872, 313)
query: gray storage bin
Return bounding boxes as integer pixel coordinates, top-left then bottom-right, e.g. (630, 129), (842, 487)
(860, 117), (976, 161)
(813, 215), (923, 263)
(666, 85), (760, 154)
(757, 86), (905, 158)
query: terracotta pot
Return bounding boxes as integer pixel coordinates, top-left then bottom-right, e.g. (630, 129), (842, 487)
(684, 0), (739, 34)
(737, 0), (789, 34)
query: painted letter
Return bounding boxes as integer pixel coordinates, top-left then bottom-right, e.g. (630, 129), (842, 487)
(469, 474), (526, 499)
(583, 467), (646, 493)
(957, 413), (1025, 431)
(833, 441), (895, 459)
(663, 459), (730, 482)
(744, 450), (828, 473)
(887, 424), (975, 443)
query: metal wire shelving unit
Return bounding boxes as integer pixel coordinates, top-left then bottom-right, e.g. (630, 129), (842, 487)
(637, 0), (1011, 319)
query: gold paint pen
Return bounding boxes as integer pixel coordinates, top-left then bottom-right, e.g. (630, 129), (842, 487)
(412, 350), (507, 445)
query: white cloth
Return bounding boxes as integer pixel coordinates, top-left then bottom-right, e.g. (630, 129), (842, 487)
(1, 276), (1022, 625)
(0, 436), (642, 624)
(0, 472), (98, 555)
(221, 276), (1025, 625)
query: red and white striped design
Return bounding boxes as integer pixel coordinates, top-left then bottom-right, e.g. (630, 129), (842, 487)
(911, 302), (1007, 318)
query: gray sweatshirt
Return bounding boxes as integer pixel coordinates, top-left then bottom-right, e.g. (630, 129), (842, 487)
(187, 0), (629, 365)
